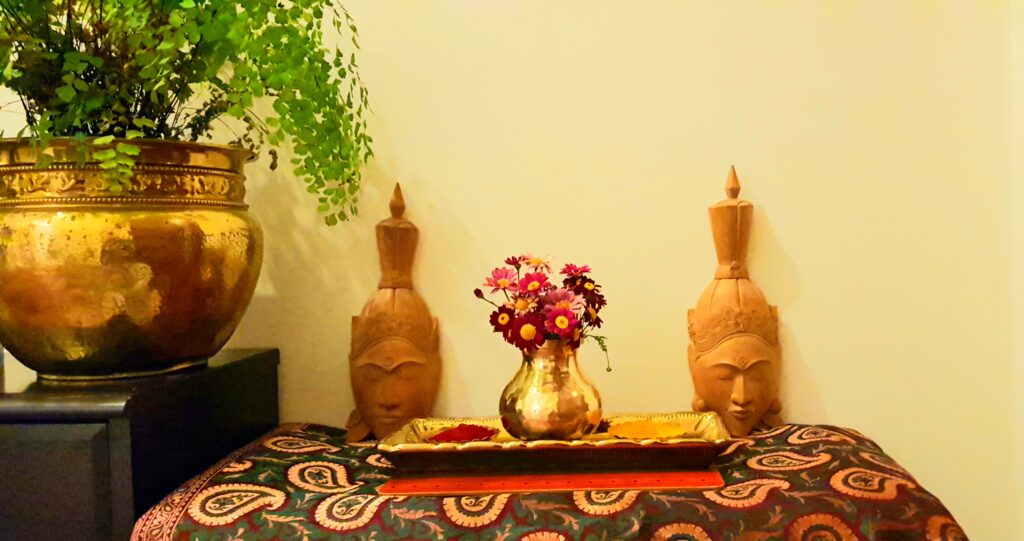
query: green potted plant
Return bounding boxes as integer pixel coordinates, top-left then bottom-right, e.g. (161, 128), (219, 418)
(0, 1), (371, 379)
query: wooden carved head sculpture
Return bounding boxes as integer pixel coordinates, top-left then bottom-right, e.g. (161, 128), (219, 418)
(347, 184), (440, 442)
(687, 167), (782, 437)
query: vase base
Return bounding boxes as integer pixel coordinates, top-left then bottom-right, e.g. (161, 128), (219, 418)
(37, 358), (208, 382)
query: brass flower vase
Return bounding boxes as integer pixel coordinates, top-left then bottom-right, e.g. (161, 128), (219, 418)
(0, 139), (263, 380)
(499, 339), (603, 440)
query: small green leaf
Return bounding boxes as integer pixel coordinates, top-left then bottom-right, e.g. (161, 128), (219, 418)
(93, 149), (117, 160)
(116, 143), (141, 156)
(180, 0), (196, 7)
(55, 85), (76, 102)
(94, 135), (115, 145)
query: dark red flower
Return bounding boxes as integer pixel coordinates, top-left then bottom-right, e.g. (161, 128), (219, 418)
(473, 288), (485, 299)
(504, 255), (525, 269)
(582, 305), (604, 328)
(489, 306), (515, 337)
(510, 313), (546, 352)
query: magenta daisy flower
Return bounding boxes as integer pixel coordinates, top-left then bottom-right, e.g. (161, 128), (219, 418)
(542, 288), (585, 314)
(518, 272), (550, 295)
(510, 313), (546, 352)
(560, 263), (592, 276)
(484, 267), (518, 294)
(545, 308), (579, 339)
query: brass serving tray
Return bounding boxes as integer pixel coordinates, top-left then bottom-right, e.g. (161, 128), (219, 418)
(378, 411), (731, 474)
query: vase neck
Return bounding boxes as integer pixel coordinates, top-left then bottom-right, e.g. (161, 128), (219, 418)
(526, 339), (576, 364)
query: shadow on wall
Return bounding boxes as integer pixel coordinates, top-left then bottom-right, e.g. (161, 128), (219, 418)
(227, 154), (388, 427)
(406, 182), (495, 417)
(747, 206), (827, 423)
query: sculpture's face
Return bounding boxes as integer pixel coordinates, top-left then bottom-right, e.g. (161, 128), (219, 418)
(351, 339), (439, 439)
(689, 334), (780, 437)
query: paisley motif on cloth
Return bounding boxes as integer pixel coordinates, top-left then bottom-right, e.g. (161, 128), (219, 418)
(719, 438), (756, 457)
(926, 515), (968, 541)
(747, 451), (832, 471)
(858, 451), (912, 479)
(262, 435), (340, 454)
(441, 494), (511, 528)
(286, 461), (360, 494)
(703, 478), (790, 508)
(314, 494), (389, 531)
(829, 467), (915, 500)
(786, 513), (859, 541)
(520, 531), (569, 541)
(571, 490), (639, 516)
(787, 427), (856, 445)
(365, 453), (394, 469)
(651, 522), (714, 541)
(185, 483), (286, 527)
(220, 460), (253, 473)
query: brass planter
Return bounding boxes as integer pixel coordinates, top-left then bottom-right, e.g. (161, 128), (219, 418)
(0, 139), (263, 380)
(499, 339), (603, 440)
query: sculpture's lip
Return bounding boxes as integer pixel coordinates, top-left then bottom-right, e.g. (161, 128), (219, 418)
(728, 408), (752, 420)
(377, 415), (401, 425)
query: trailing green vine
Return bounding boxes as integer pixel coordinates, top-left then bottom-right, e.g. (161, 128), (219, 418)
(0, 0), (372, 224)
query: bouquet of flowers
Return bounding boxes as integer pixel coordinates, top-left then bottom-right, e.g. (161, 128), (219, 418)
(474, 255), (610, 361)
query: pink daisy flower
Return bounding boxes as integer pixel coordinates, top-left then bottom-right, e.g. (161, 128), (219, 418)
(484, 267), (518, 293)
(560, 263), (592, 276)
(542, 288), (585, 314)
(518, 272), (550, 295)
(545, 307), (579, 339)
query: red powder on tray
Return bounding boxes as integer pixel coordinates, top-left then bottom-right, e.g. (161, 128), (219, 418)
(428, 424), (498, 443)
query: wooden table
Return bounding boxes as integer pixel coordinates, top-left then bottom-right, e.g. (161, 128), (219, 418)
(0, 348), (279, 541)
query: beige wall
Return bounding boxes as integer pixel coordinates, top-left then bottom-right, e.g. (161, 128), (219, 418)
(1013, 1), (1024, 538)
(2, 2), (1018, 538)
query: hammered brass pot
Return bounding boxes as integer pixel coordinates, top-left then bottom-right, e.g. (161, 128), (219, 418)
(499, 339), (603, 440)
(0, 139), (263, 380)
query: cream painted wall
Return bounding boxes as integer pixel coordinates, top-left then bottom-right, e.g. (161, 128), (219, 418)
(1012, 1), (1024, 539)
(0, 2), (1017, 539)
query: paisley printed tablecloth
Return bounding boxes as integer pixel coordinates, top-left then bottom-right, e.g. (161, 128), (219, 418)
(132, 423), (967, 540)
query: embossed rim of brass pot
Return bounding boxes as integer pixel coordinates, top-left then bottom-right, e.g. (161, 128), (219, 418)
(0, 138), (264, 380)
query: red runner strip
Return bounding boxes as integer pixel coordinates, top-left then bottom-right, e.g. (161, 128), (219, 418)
(379, 470), (724, 496)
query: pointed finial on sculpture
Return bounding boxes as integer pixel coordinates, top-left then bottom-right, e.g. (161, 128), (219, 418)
(725, 165), (741, 199)
(390, 183), (406, 219)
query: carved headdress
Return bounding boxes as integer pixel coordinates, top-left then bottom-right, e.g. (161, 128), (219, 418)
(687, 167), (779, 354)
(350, 184), (439, 361)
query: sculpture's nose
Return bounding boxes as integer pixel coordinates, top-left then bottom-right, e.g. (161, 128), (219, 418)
(730, 375), (752, 407)
(376, 379), (402, 411)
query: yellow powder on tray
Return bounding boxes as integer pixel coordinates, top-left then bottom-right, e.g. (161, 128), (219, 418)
(608, 420), (688, 439)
